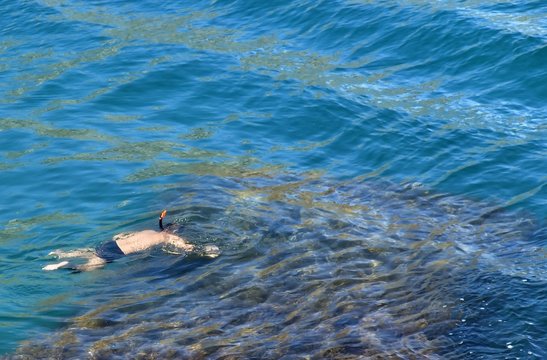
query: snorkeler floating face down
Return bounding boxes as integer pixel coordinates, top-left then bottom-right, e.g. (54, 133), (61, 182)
(43, 210), (220, 271)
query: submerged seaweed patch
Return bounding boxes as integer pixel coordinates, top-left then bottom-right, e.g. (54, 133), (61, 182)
(11, 175), (542, 358)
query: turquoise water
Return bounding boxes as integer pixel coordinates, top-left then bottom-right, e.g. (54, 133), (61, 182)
(1, 0), (545, 358)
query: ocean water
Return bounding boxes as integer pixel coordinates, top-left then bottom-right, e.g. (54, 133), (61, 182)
(0, 0), (545, 358)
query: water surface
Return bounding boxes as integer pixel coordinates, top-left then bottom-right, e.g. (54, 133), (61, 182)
(1, 0), (545, 358)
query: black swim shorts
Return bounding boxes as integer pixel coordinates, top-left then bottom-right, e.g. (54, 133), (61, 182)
(95, 241), (125, 262)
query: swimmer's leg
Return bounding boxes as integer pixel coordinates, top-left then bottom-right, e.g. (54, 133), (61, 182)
(74, 254), (107, 272)
(48, 248), (95, 259)
(43, 248), (93, 271)
(44, 249), (106, 272)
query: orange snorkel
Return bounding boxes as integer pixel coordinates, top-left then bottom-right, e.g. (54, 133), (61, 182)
(159, 209), (167, 231)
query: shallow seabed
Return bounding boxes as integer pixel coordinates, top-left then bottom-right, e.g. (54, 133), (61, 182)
(6, 175), (546, 359)
(1, 0), (546, 358)
(9, 175), (546, 359)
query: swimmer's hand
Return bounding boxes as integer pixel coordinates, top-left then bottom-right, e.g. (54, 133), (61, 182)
(203, 245), (220, 258)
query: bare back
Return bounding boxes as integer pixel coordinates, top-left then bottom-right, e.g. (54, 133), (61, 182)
(114, 230), (194, 254)
(114, 230), (166, 254)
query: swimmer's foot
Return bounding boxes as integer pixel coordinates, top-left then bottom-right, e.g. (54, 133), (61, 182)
(42, 261), (69, 271)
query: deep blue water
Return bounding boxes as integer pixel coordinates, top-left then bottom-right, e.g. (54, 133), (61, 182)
(1, 0), (546, 358)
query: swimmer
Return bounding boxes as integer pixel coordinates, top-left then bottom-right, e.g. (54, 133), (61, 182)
(43, 210), (220, 271)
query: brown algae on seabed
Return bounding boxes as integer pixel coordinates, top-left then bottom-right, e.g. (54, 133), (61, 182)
(13, 175), (540, 358)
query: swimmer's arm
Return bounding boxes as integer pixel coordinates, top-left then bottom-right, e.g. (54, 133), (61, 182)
(164, 233), (194, 252)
